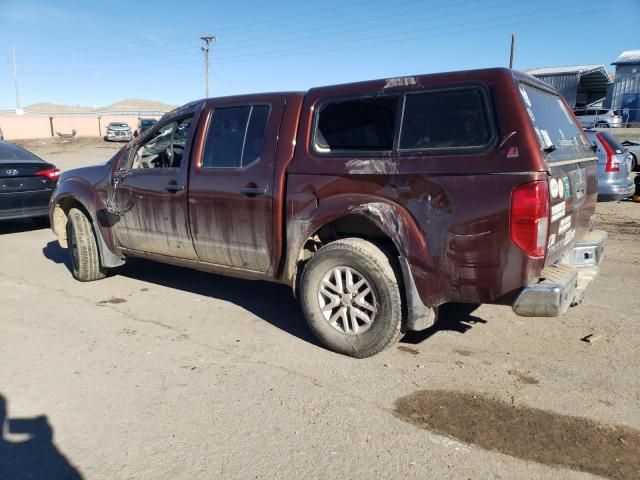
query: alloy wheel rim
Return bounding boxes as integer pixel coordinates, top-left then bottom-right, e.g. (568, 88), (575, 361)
(317, 266), (377, 335)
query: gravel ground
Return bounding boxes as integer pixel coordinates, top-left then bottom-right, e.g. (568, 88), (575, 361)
(1, 139), (639, 479)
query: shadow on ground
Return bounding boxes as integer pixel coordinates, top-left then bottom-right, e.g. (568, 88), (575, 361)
(43, 241), (316, 345)
(0, 394), (82, 480)
(42, 241), (489, 348)
(401, 303), (487, 344)
(0, 218), (49, 235)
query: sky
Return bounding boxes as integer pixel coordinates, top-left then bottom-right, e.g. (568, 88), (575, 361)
(0, 0), (638, 109)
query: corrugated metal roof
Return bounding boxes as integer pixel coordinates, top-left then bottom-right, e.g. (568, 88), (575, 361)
(526, 64), (609, 77)
(612, 50), (640, 65)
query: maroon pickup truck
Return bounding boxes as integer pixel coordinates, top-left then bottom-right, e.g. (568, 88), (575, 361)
(50, 68), (607, 357)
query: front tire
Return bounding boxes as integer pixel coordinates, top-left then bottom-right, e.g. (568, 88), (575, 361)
(299, 237), (403, 358)
(66, 208), (106, 282)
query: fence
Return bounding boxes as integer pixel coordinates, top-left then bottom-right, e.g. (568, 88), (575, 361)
(0, 111), (167, 140)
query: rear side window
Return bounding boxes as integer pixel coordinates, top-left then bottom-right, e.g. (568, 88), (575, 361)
(202, 105), (269, 168)
(314, 96), (399, 153)
(400, 88), (492, 151)
(518, 83), (592, 162)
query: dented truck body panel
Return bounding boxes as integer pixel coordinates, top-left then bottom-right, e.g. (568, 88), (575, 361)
(50, 67), (601, 329)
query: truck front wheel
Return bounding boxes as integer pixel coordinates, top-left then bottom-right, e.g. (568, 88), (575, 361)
(299, 237), (403, 358)
(66, 208), (106, 282)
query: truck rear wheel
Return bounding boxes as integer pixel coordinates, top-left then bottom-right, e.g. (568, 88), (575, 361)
(66, 208), (106, 282)
(299, 237), (403, 358)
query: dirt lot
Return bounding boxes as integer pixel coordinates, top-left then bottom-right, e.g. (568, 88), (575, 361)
(1, 139), (639, 479)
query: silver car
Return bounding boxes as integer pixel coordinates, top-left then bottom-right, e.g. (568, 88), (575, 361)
(584, 130), (634, 201)
(574, 108), (623, 129)
(105, 122), (133, 142)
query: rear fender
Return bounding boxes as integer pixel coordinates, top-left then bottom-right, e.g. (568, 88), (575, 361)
(285, 195), (435, 328)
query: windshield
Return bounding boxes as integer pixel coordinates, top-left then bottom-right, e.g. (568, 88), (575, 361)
(518, 83), (592, 162)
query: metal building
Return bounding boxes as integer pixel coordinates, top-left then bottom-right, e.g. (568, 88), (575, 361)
(526, 65), (611, 108)
(607, 50), (640, 123)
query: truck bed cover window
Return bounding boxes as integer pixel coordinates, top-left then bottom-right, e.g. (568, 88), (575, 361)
(518, 83), (592, 163)
(399, 88), (492, 151)
(314, 96), (399, 153)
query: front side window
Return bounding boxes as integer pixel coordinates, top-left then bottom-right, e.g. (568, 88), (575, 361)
(314, 96), (399, 153)
(202, 105), (269, 168)
(130, 116), (193, 169)
(400, 88), (492, 151)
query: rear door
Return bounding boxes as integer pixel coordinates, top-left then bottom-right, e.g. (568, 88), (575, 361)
(112, 115), (198, 258)
(188, 96), (284, 273)
(518, 84), (597, 265)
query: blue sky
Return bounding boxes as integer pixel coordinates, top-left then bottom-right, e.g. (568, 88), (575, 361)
(0, 0), (638, 109)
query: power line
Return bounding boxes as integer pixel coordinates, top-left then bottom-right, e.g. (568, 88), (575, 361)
(15, 0), (580, 69)
(14, 6), (601, 79)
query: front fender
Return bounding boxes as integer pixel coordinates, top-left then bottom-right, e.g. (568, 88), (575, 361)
(50, 177), (124, 268)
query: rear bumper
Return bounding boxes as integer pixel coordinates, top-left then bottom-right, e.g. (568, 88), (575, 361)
(598, 178), (635, 201)
(512, 230), (607, 317)
(0, 190), (53, 220)
(0, 205), (49, 220)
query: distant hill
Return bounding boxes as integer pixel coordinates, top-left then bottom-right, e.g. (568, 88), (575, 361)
(24, 98), (177, 114)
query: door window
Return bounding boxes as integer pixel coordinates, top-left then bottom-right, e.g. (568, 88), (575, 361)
(130, 116), (193, 169)
(202, 105), (270, 169)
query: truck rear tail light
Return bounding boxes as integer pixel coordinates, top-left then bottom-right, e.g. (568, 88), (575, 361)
(597, 133), (619, 172)
(510, 180), (549, 258)
(35, 167), (61, 181)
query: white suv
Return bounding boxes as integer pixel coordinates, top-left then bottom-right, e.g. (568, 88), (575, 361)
(573, 108), (622, 128)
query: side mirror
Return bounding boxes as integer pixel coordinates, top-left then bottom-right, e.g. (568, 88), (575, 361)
(590, 144), (598, 153)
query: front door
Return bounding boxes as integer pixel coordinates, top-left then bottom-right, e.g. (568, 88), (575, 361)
(112, 115), (198, 259)
(188, 97), (284, 273)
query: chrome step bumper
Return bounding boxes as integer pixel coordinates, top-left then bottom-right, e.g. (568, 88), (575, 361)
(513, 230), (607, 317)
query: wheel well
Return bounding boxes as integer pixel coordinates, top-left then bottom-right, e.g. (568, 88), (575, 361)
(294, 214), (401, 292)
(52, 198), (88, 247)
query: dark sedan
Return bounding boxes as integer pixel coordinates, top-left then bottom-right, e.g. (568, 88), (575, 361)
(0, 142), (60, 224)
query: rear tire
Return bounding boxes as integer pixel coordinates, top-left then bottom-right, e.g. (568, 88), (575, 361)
(299, 237), (403, 358)
(66, 208), (106, 282)
(595, 122), (608, 128)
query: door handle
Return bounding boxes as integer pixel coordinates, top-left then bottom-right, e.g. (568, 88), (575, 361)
(164, 184), (184, 193)
(239, 186), (267, 197)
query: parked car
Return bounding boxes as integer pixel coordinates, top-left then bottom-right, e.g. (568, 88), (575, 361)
(583, 130), (634, 201)
(134, 118), (157, 137)
(105, 122), (132, 142)
(573, 108), (622, 128)
(621, 139), (640, 171)
(0, 141), (60, 224)
(50, 68), (607, 357)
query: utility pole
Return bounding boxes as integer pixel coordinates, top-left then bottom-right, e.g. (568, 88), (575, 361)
(11, 46), (20, 110)
(509, 34), (516, 69)
(200, 35), (216, 97)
